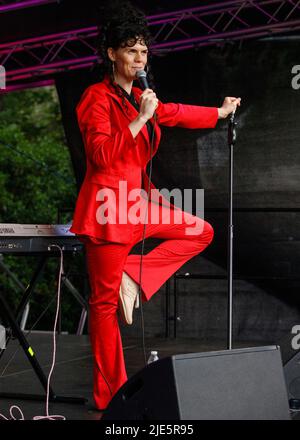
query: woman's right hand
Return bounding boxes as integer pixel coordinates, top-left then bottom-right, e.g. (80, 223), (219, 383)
(139, 89), (159, 121)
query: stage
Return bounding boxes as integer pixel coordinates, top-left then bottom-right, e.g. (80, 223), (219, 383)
(0, 333), (298, 421)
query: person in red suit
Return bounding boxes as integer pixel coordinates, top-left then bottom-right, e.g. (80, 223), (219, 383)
(70, 2), (241, 411)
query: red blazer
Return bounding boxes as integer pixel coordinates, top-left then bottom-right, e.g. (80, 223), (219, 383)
(70, 75), (218, 244)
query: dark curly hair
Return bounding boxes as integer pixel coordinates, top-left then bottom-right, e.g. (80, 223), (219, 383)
(95, 1), (154, 87)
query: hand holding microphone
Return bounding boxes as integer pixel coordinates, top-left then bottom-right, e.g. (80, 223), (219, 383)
(136, 69), (158, 122)
(218, 96), (241, 119)
(128, 70), (158, 137)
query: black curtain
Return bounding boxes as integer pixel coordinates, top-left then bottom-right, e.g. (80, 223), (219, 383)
(55, 40), (300, 341)
(55, 66), (103, 191)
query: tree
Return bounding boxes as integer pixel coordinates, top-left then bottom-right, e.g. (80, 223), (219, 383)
(0, 87), (85, 333)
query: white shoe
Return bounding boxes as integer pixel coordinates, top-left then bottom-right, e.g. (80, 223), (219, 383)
(119, 272), (140, 325)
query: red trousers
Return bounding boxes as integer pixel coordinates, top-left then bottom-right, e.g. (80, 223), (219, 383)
(84, 204), (214, 409)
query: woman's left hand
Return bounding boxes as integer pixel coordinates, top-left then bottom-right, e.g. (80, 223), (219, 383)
(218, 97), (241, 119)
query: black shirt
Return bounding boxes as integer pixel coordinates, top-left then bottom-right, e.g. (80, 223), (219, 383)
(118, 85), (154, 141)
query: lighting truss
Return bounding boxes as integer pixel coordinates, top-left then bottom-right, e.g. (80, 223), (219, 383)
(0, 0), (57, 14)
(1, 0), (300, 91)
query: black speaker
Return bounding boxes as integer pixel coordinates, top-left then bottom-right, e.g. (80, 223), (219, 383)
(102, 346), (290, 420)
(283, 345), (300, 401)
(284, 351), (300, 401)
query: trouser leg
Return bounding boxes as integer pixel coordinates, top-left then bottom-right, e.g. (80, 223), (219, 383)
(85, 240), (131, 409)
(84, 206), (214, 408)
(124, 205), (214, 300)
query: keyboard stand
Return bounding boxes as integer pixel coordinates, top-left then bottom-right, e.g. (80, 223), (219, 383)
(0, 255), (87, 405)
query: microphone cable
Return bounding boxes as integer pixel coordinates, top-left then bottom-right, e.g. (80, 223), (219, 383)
(137, 112), (157, 365)
(0, 245), (66, 420)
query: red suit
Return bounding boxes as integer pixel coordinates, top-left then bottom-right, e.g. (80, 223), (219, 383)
(70, 75), (218, 409)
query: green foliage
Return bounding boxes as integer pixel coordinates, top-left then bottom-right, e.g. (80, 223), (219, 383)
(0, 87), (86, 333)
(0, 87), (75, 223)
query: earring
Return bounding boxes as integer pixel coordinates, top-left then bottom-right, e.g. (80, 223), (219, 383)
(144, 64), (149, 74)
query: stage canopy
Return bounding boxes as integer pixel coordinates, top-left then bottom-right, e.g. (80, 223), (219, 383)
(1, 0), (300, 92)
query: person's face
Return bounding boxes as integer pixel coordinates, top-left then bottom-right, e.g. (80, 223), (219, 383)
(108, 39), (148, 82)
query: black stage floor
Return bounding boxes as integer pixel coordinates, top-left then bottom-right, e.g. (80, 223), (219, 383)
(0, 333), (299, 421)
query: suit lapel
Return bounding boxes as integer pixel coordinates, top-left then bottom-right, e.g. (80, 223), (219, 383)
(102, 77), (160, 151)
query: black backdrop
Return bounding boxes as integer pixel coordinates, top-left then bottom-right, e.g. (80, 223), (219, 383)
(55, 39), (300, 344)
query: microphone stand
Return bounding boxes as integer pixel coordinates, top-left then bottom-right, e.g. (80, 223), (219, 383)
(227, 110), (237, 350)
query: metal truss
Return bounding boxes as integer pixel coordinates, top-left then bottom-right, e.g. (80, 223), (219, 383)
(0, 0), (57, 13)
(1, 0), (300, 91)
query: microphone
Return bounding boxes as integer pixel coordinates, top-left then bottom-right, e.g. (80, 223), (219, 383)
(136, 69), (158, 120)
(136, 69), (149, 90)
(230, 108), (236, 123)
